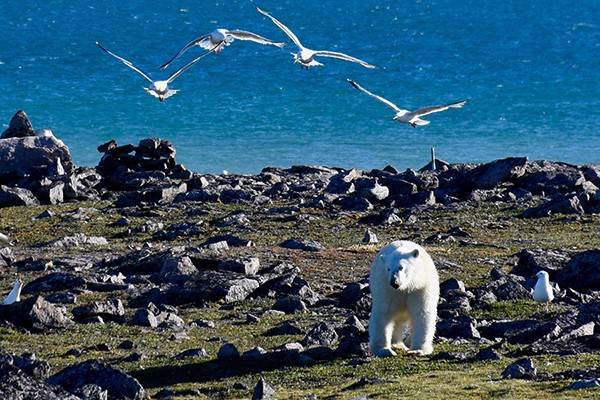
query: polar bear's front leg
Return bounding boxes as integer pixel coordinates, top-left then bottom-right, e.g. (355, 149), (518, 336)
(407, 310), (435, 355)
(369, 313), (397, 357)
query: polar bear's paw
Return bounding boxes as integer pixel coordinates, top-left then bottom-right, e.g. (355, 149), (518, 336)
(407, 348), (432, 357)
(374, 348), (397, 358)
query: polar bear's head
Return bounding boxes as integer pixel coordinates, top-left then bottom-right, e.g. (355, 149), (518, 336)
(380, 247), (420, 290)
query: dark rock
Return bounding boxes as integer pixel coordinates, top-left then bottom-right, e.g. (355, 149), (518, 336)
(158, 270), (259, 305)
(22, 273), (87, 295)
(517, 160), (584, 195)
(48, 360), (146, 400)
(512, 248), (571, 277)
(219, 257), (261, 275)
(252, 377), (276, 400)
(153, 256), (198, 284)
(12, 353), (51, 380)
(74, 383), (108, 399)
(0, 136), (75, 183)
(0, 363), (80, 400)
(522, 194), (584, 218)
(47, 233), (108, 248)
(0, 296), (74, 332)
(217, 343), (240, 360)
(480, 320), (560, 344)
(132, 309), (158, 328)
(459, 157), (528, 192)
(555, 250), (600, 291)
(475, 347), (503, 361)
(72, 299), (125, 323)
(338, 196), (373, 212)
(440, 278), (467, 296)
(174, 348), (209, 359)
(436, 315), (480, 340)
(565, 378), (600, 390)
(359, 208), (402, 225)
(354, 178), (389, 203)
(256, 271), (319, 304)
(265, 321), (304, 336)
(158, 312), (185, 329)
(493, 278), (532, 301)
(501, 357), (537, 379)
(302, 322), (339, 347)
(338, 280), (371, 313)
(97, 140), (117, 153)
(272, 296), (307, 314)
(201, 234), (254, 248)
(45, 292), (77, 304)
(118, 340), (137, 350)
(280, 238), (324, 252)
(335, 335), (370, 357)
(0, 185), (40, 207)
(1, 110), (35, 138)
(326, 169), (362, 194)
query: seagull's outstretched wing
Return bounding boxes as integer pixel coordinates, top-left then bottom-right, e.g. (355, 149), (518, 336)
(228, 30), (286, 47)
(315, 50), (376, 69)
(412, 100), (468, 117)
(166, 46), (216, 83)
(255, 5), (303, 50)
(95, 41), (153, 83)
(159, 34), (212, 70)
(347, 79), (402, 112)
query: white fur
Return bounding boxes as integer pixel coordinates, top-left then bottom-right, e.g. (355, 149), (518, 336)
(369, 240), (439, 357)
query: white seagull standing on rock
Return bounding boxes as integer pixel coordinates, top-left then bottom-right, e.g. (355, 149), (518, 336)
(255, 5), (376, 70)
(96, 41), (215, 102)
(159, 28), (286, 69)
(533, 270), (555, 304)
(2, 277), (23, 305)
(347, 79), (468, 127)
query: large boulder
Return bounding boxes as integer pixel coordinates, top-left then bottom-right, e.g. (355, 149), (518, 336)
(1, 110), (35, 139)
(0, 136), (75, 182)
(0, 363), (80, 400)
(458, 157), (528, 192)
(0, 296), (74, 332)
(49, 360), (146, 400)
(555, 250), (600, 291)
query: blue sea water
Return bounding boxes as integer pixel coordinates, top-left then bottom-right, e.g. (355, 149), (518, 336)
(1, 0), (599, 174)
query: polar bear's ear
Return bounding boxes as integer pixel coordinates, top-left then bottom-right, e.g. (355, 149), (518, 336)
(411, 249), (420, 258)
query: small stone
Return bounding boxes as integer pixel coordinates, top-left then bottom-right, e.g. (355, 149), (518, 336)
(502, 357), (537, 380)
(252, 378), (276, 400)
(362, 229), (378, 244)
(217, 343), (240, 360)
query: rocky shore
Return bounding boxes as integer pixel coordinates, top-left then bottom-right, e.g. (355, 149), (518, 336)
(1, 111), (600, 399)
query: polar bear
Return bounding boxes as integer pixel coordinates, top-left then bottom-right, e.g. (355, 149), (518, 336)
(369, 240), (439, 357)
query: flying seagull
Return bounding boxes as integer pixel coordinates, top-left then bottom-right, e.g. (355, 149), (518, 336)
(533, 270), (555, 304)
(255, 5), (376, 70)
(160, 28), (286, 70)
(2, 277), (23, 305)
(96, 41), (214, 101)
(347, 79), (467, 127)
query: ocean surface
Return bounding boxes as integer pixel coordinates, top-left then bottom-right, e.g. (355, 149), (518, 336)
(1, 0), (599, 174)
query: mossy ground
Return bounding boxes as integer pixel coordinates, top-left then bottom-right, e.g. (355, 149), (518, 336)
(1, 200), (600, 399)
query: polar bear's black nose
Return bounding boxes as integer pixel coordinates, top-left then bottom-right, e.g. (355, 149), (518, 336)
(390, 280), (400, 289)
